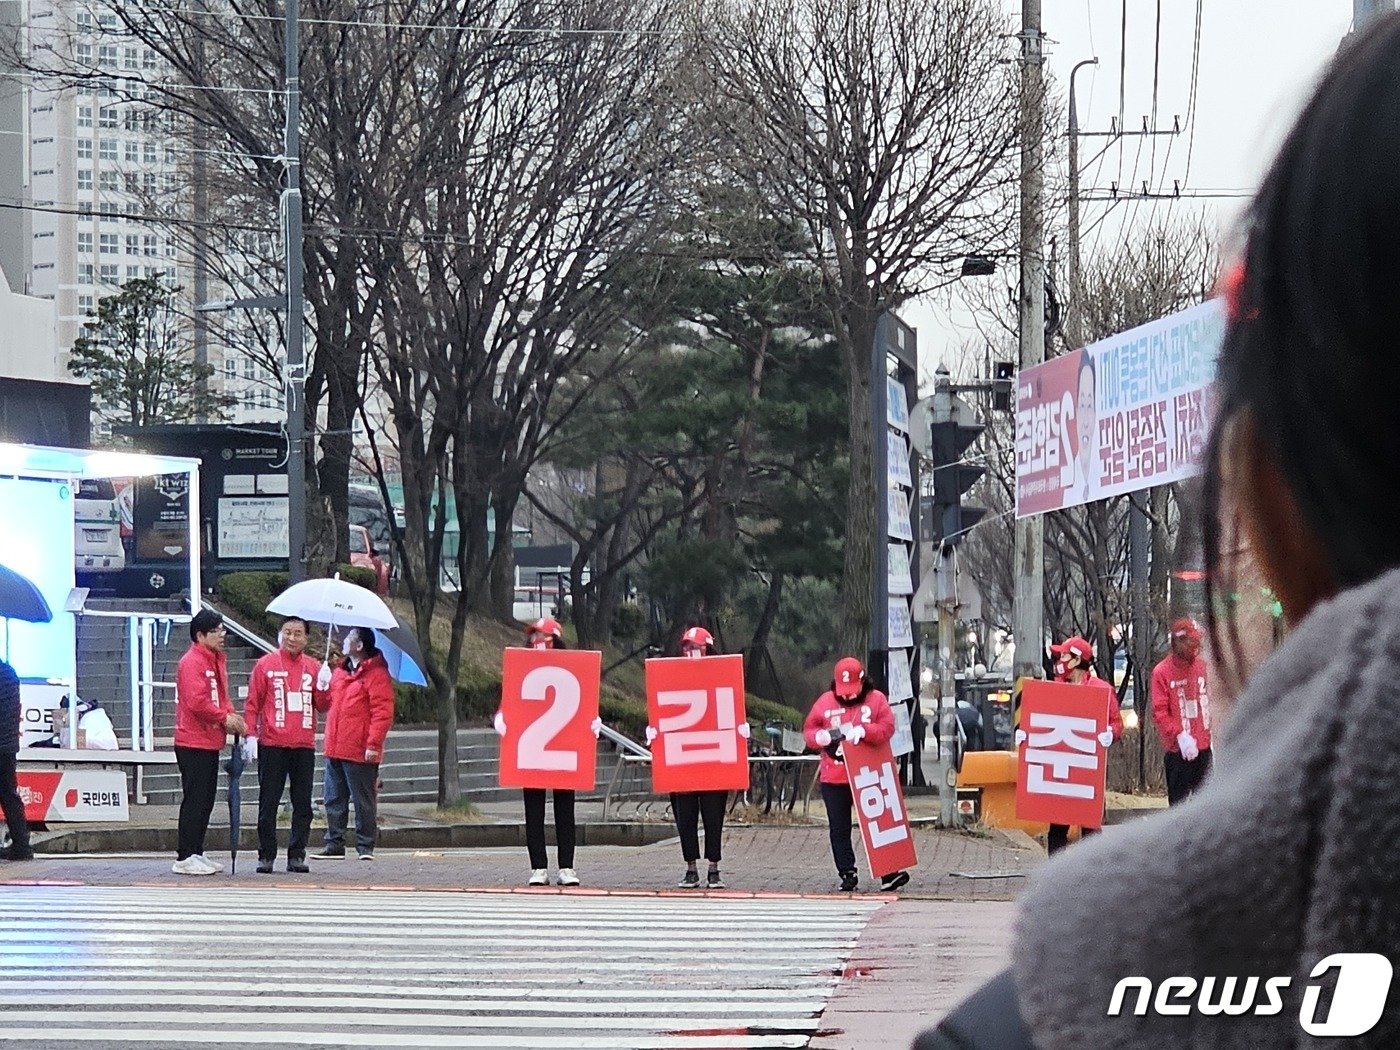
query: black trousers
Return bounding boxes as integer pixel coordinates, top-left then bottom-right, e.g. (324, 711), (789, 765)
(820, 781), (857, 875)
(323, 757), (379, 854)
(258, 745), (316, 862)
(1164, 748), (1213, 806)
(0, 751), (30, 852)
(1047, 823), (1100, 855)
(175, 745), (220, 861)
(672, 790), (726, 864)
(523, 788), (576, 869)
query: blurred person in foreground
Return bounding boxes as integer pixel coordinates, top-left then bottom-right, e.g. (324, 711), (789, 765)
(920, 19), (1400, 1047)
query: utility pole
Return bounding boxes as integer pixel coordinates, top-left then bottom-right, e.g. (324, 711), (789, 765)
(1012, 0), (1046, 681)
(1065, 57), (1097, 352)
(1356, 0), (1393, 31)
(191, 0), (209, 420)
(282, 0), (307, 583)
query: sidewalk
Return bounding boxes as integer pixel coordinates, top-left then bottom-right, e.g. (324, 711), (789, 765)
(8, 821), (1040, 901)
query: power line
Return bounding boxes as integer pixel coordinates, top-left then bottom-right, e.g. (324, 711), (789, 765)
(1182, 0), (1205, 191)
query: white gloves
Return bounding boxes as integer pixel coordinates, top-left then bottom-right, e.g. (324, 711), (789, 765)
(737, 722), (751, 740)
(841, 723), (866, 745)
(590, 716), (603, 739)
(645, 725), (658, 745)
(493, 710), (507, 737)
(241, 736), (258, 763)
(1014, 728), (1027, 747)
(316, 661), (332, 691)
(1098, 729), (1115, 749)
(815, 729), (833, 748)
(1178, 731), (1200, 762)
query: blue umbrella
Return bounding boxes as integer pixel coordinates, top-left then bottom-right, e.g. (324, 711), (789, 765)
(374, 618), (428, 686)
(224, 735), (246, 874)
(0, 564), (51, 623)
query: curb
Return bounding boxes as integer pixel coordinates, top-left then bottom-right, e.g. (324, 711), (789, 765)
(32, 821), (677, 856)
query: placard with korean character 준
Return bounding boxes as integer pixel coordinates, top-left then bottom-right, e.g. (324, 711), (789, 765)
(646, 654), (749, 793)
(842, 736), (918, 877)
(1014, 679), (1109, 828)
(498, 647), (602, 791)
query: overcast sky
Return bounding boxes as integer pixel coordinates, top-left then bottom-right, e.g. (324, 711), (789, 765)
(911, 0), (1359, 384)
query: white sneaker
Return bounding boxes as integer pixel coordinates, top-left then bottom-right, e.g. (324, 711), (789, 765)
(528, 868), (548, 886)
(172, 857), (215, 876)
(194, 854), (223, 874)
(557, 868), (580, 887)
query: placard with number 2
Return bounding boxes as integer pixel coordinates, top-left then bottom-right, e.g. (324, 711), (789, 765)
(498, 648), (602, 791)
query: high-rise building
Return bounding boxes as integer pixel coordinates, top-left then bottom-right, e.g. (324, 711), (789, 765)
(7, 0), (281, 427)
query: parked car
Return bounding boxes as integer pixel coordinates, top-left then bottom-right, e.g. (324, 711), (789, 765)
(513, 585), (561, 623)
(74, 478), (125, 574)
(348, 524), (390, 596)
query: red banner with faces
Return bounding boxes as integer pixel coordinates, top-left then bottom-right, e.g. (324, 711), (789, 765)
(498, 647), (602, 791)
(645, 654), (749, 793)
(842, 737), (918, 879)
(1014, 679), (1109, 828)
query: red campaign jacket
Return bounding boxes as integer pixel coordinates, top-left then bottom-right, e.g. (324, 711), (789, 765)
(1090, 672), (1124, 741)
(1151, 654), (1212, 752)
(323, 653), (395, 763)
(175, 643), (234, 751)
(803, 686), (897, 785)
(243, 650), (330, 750)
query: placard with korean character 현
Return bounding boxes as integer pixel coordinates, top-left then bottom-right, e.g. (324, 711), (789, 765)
(1014, 680), (1110, 828)
(842, 737), (918, 878)
(498, 647), (602, 791)
(646, 654), (750, 793)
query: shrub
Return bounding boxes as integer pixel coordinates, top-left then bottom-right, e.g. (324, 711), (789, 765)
(215, 571), (289, 638)
(612, 603), (646, 641)
(334, 563), (379, 592)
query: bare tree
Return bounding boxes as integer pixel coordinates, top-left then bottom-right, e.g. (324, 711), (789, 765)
(705, 0), (1020, 655)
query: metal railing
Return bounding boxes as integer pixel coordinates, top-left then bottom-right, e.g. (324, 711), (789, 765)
(599, 733), (820, 821)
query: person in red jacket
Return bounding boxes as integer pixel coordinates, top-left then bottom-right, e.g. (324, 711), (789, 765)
(1151, 617), (1213, 805)
(494, 618), (601, 887)
(803, 656), (909, 893)
(313, 626), (394, 861)
(1042, 635), (1122, 855)
(243, 616), (330, 874)
(646, 626), (749, 889)
(172, 609), (246, 876)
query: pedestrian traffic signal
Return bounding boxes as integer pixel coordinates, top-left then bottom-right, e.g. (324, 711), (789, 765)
(929, 417), (986, 547)
(992, 361), (1015, 412)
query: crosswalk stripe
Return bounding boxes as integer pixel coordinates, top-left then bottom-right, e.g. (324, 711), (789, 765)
(0, 886), (882, 1048)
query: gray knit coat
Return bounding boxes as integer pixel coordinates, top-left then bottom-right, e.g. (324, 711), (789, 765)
(1014, 570), (1400, 1047)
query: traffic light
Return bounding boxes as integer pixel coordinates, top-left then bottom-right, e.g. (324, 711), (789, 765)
(929, 416), (986, 547)
(992, 361), (1015, 412)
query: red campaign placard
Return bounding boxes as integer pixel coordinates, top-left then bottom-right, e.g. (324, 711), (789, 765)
(498, 647), (602, 791)
(16, 770), (63, 822)
(646, 654), (749, 794)
(1015, 680), (1110, 828)
(842, 737), (918, 879)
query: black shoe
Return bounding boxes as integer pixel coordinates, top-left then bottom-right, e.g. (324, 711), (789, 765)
(840, 871), (859, 892)
(2, 845), (35, 862)
(678, 869), (700, 889)
(880, 870), (911, 893)
(255, 860), (274, 874)
(312, 846), (346, 859)
(706, 869), (725, 890)
(287, 859), (310, 874)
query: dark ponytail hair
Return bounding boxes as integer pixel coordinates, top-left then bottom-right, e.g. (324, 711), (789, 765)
(1204, 17), (1400, 680)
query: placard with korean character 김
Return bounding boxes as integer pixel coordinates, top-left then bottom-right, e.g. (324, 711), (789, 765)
(842, 737), (918, 878)
(646, 654), (750, 794)
(498, 647), (602, 792)
(1014, 680), (1109, 828)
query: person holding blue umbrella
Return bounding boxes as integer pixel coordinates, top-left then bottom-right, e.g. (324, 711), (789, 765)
(314, 626), (394, 861)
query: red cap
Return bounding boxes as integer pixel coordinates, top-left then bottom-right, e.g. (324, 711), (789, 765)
(527, 617), (562, 639)
(1050, 636), (1094, 664)
(1171, 617), (1202, 641)
(681, 626), (714, 651)
(833, 657), (864, 698)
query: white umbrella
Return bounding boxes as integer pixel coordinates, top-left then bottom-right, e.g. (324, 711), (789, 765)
(266, 574), (397, 630)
